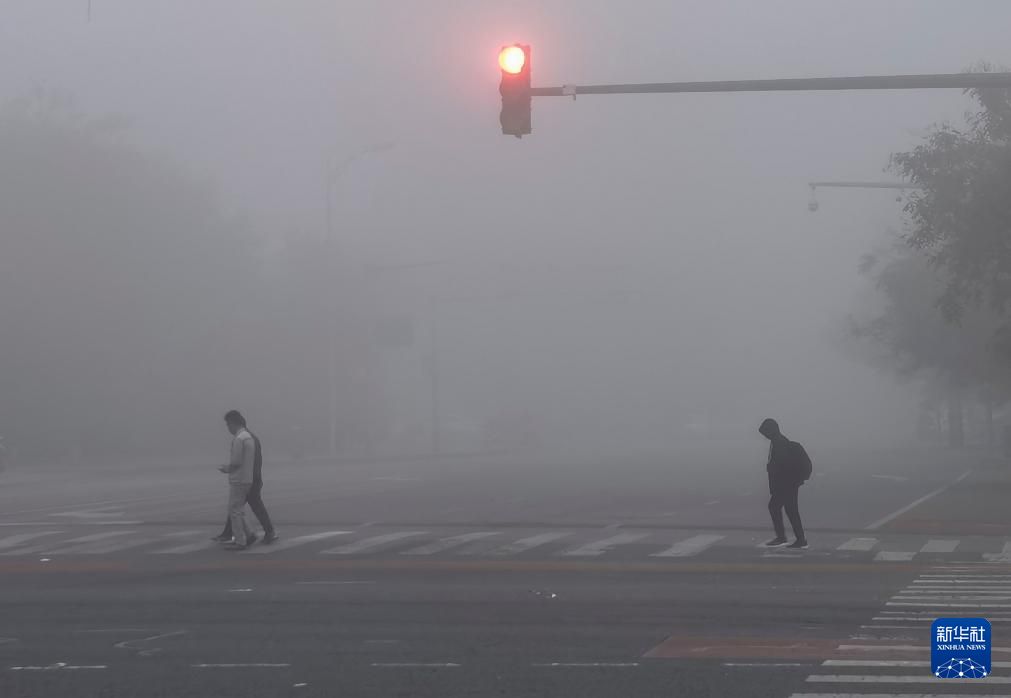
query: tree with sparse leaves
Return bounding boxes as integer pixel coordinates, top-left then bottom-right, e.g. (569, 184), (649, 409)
(890, 66), (1011, 321)
(849, 246), (1007, 447)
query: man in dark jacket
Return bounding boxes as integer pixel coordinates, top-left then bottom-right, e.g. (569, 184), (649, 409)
(760, 418), (808, 549)
(213, 411), (278, 545)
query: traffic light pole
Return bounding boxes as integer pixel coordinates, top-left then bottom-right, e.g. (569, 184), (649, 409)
(529, 72), (1011, 97)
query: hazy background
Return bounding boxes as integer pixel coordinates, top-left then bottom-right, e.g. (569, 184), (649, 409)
(1, 0), (1005, 461)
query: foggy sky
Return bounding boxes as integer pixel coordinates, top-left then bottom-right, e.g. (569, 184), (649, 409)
(2, 1), (1007, 454)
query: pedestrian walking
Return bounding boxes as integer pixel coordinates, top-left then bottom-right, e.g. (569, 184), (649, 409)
(213, 411), (278, 544)
(760, 418), (811, 549)
(217, 410), (259, 550)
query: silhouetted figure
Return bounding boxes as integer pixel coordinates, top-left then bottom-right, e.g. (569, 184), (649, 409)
(760, 418), (810, 549)
(214, 411), (278, 547)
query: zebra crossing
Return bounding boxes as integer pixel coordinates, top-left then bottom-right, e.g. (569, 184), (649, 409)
(0, 525), (1010, 562)
(790, 562), (1011, 697)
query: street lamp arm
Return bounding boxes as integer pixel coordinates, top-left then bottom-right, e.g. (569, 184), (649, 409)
(808, 181), (921, 190)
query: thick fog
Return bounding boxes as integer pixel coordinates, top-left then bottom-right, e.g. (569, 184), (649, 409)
(1, 1), (1006, 461)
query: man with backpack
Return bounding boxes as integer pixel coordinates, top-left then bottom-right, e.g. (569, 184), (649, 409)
(759, 418), (811, 549)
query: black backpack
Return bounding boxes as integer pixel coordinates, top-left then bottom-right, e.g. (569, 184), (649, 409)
(790, 441), (813, 482)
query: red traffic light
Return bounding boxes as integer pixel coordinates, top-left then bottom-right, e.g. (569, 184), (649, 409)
(499, 44), (531, 137)
(499, 45), (526, 75)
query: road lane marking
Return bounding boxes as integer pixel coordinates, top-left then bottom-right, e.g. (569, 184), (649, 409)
(874, 551), (915, 562)
(295, 581), (376, 585)
(723, 662), (809, 667)
(920, 539), (959, 553)
(241, 531), (351, 555)
(838, 538), (878, 552)
(913, 581), (1011, 586)
(193, 663), (290, 668)
(115, 630), (188, 657)
(824, 659), (1011, 667)
(895, 592), (1011, 598)
(836, 645), (921, 652)
(401, 532), (501, 556)
(536, 662), (641, 667)
(808, 674), (1011, 684)
(371, 663), (460, 667)
(651, 534), (725, 558)
(902, 583), (1011, 587)
(50, 507), (125, 519)
(562, 533), (649, 557)
(321, 532), (426, 555)
(864, 470), (971, 530)
(484, 532), (572, 556)
(885, 598), (1011, 602)
(837, 643), (1011, 653)
(10, 664), (106, 671)
(895, 592), (1011, 600)
(75, 629), (157, 633)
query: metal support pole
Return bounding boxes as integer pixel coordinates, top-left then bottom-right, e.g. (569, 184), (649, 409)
(429, 291), (441, 456)
(530, 72), (1011, 97)
(325, 162), (338, 459)
(808, 181), (917, 189)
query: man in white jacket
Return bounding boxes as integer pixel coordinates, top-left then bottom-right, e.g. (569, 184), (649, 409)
(218, 410), (259, 550)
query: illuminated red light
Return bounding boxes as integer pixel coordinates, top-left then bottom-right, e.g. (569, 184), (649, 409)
(499, 46), (526, 75)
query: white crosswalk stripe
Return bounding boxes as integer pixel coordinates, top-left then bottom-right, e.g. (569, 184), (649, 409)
(152, 537), (221, 555)
(920, 539), (959, 553)
(561, 533), (649, 557)
(483, 532), (572, 556)
(651, 534), (725, 558)
(791, 694), (999, 697)
(0, 531), (64, 551)
(837, 537), (878, 551)
(0, 527), (997, 560)
(873, 551), (915, 562)
(809, 675), (1011, 683)
(826, 659), (1011, 667)
(321, 532), (427, 555)
(51, 531), (203, 555)
(984, 541), (1011, 562)
(792, 566), (1011, 696)
(3, 531), (132, 555)
(401, 532), (501, 556)
(241, 531), (350, 555)
(46, 531), (160, 554)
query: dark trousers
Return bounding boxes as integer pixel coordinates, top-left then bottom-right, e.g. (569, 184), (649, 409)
(768, 484), (804, 541)
(221, 481), (274, 537)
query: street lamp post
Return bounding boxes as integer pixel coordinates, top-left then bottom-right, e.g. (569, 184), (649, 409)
(806, 181), (918, 212)
(324, 141), (394, 459)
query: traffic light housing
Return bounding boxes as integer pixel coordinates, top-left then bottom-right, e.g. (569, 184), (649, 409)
(499, 44), (531, 137)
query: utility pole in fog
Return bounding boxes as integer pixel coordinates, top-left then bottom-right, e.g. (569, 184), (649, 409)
(324, 141), (395, 459)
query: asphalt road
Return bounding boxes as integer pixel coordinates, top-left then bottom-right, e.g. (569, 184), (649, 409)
(1, 443), (1006, 697)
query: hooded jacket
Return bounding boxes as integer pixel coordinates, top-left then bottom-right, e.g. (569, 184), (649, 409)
(760, 418), (806, 490)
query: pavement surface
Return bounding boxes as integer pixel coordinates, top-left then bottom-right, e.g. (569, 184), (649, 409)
(1, 443), (1009, 697)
